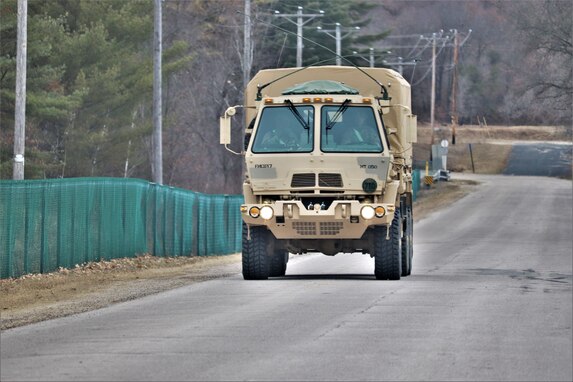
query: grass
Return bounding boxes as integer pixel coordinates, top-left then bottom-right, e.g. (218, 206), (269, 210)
(413, 124), (571, 175)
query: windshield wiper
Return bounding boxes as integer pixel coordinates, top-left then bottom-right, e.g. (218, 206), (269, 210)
(285, 100), (312, 144)
(285, 100), (310, 130)
(325, 99), (351, 131)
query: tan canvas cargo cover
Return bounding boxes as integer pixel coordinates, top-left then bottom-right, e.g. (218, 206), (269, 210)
(244, 66), (412, 125)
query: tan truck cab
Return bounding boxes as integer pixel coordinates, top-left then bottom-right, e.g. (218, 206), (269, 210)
(220, 66), (417, 280)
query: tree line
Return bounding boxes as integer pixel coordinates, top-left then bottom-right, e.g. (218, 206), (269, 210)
(1, 0), (571, 193)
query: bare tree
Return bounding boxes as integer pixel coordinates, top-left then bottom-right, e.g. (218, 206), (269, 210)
(162, 0), (245, 194)
(505, 0), (572, 123)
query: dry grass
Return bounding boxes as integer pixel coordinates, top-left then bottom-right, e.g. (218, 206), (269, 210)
(414, 142), (512, 174)
(413, 124), (571, 174)
(417, 123), (572, 144)
(413, 178), (479, 222)
(0, 255), (241, 330)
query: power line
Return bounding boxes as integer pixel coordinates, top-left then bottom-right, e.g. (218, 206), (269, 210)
(273, 6), (324, 67)
(377, 29), (471, 84)
(405, 35), (424, 59)
(242, 11), (388, 95)
(352, 48), (375, 68)
(383, 29), (471, 144)
(316, 23), (361, 66)
(385, 34), (426, 39)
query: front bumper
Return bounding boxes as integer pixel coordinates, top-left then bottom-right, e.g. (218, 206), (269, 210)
(241, 200), (395, 239)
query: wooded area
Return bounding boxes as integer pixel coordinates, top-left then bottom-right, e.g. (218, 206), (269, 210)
(1, 0), (571, 193)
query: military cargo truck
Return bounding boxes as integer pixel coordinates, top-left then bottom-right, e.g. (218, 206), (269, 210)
(220, 65), (417, 280)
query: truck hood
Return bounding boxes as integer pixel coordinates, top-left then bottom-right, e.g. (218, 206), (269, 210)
(245, 152), (391, 195)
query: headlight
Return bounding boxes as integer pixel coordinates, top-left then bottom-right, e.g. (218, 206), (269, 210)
(375, 206), (386, 218)
(260, 205), (274, 220)
(360, 205), (375, 220)
(249, 206), (260, 218)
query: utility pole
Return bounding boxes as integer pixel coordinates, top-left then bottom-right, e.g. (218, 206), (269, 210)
(152, 0), (163, 184)
(335, 24), (341, 65)
(274, 7), (323, 67)
(13, 0), (27, 180)
(419, 31), (450, 145)
(382, 56), (417, 74)
(352, 48), (374, 67)
(243, 0), (252, 89)
(377, 29), (470, 147)
(317, 23), (360, 66)
(296, 7), (303, 67)
(382, 59), (417, 74)
(369, 48), (374, 68)
(430, 32), (436, 144)
(450, 29), (459, 145)
(449, 28), (471, 145)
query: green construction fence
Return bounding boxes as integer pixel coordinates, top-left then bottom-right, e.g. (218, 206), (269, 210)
(412, 169), (420, 201)
(0, 178), (243, 279)
(1, 174), (420, 279)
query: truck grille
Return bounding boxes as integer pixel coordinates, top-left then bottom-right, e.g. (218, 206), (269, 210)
(319, 222), (343, 235)
(291, 173), (315, 187)
(292, 222), (344, 236)
(291, 173), (343, 188)
(318, 173), (343, 187)
(292, 222), (317, 235)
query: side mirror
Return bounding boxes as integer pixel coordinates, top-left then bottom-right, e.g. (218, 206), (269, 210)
(219, 107), (237, 145)
(219, 106), (243, 155)
(408, 114), (417, 143)
(220, 116), (231, 145)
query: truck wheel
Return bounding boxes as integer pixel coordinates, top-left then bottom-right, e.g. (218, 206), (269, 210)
(242, 224), (270, 280)
(401, 205), (413, 276)
(269, 250), (288, 277)
(374, 209), (402, 280)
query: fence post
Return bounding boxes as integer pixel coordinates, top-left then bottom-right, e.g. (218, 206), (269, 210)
(192, 193), (199, 256)
(469, 143), (475, 173)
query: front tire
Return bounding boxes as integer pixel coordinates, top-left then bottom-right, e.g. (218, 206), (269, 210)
(269, 250), (288, 277)
(374, 209), (402, 280)
(242, 224), (270, 280)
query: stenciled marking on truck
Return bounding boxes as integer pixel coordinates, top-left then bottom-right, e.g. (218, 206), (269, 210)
(357, 157), (390, 178)
(250, 164), (277, 179)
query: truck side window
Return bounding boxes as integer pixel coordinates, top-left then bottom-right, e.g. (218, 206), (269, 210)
(244, 119), (255, 151)
(251, 106), (314, 153)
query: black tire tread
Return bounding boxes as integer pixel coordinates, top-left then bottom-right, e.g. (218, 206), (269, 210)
(401, 205), (413, 276)
(374, 209), (402, 280)
(269, 250), (288, 277)
(242, 224), (269, 280)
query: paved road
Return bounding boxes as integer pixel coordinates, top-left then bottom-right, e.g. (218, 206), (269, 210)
(503, 142), (572, 178)
(2, 174), (572, 381)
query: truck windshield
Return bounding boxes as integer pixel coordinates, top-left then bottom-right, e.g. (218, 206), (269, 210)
(252, 105), (314, 153)
(321, 106), (383, 153)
